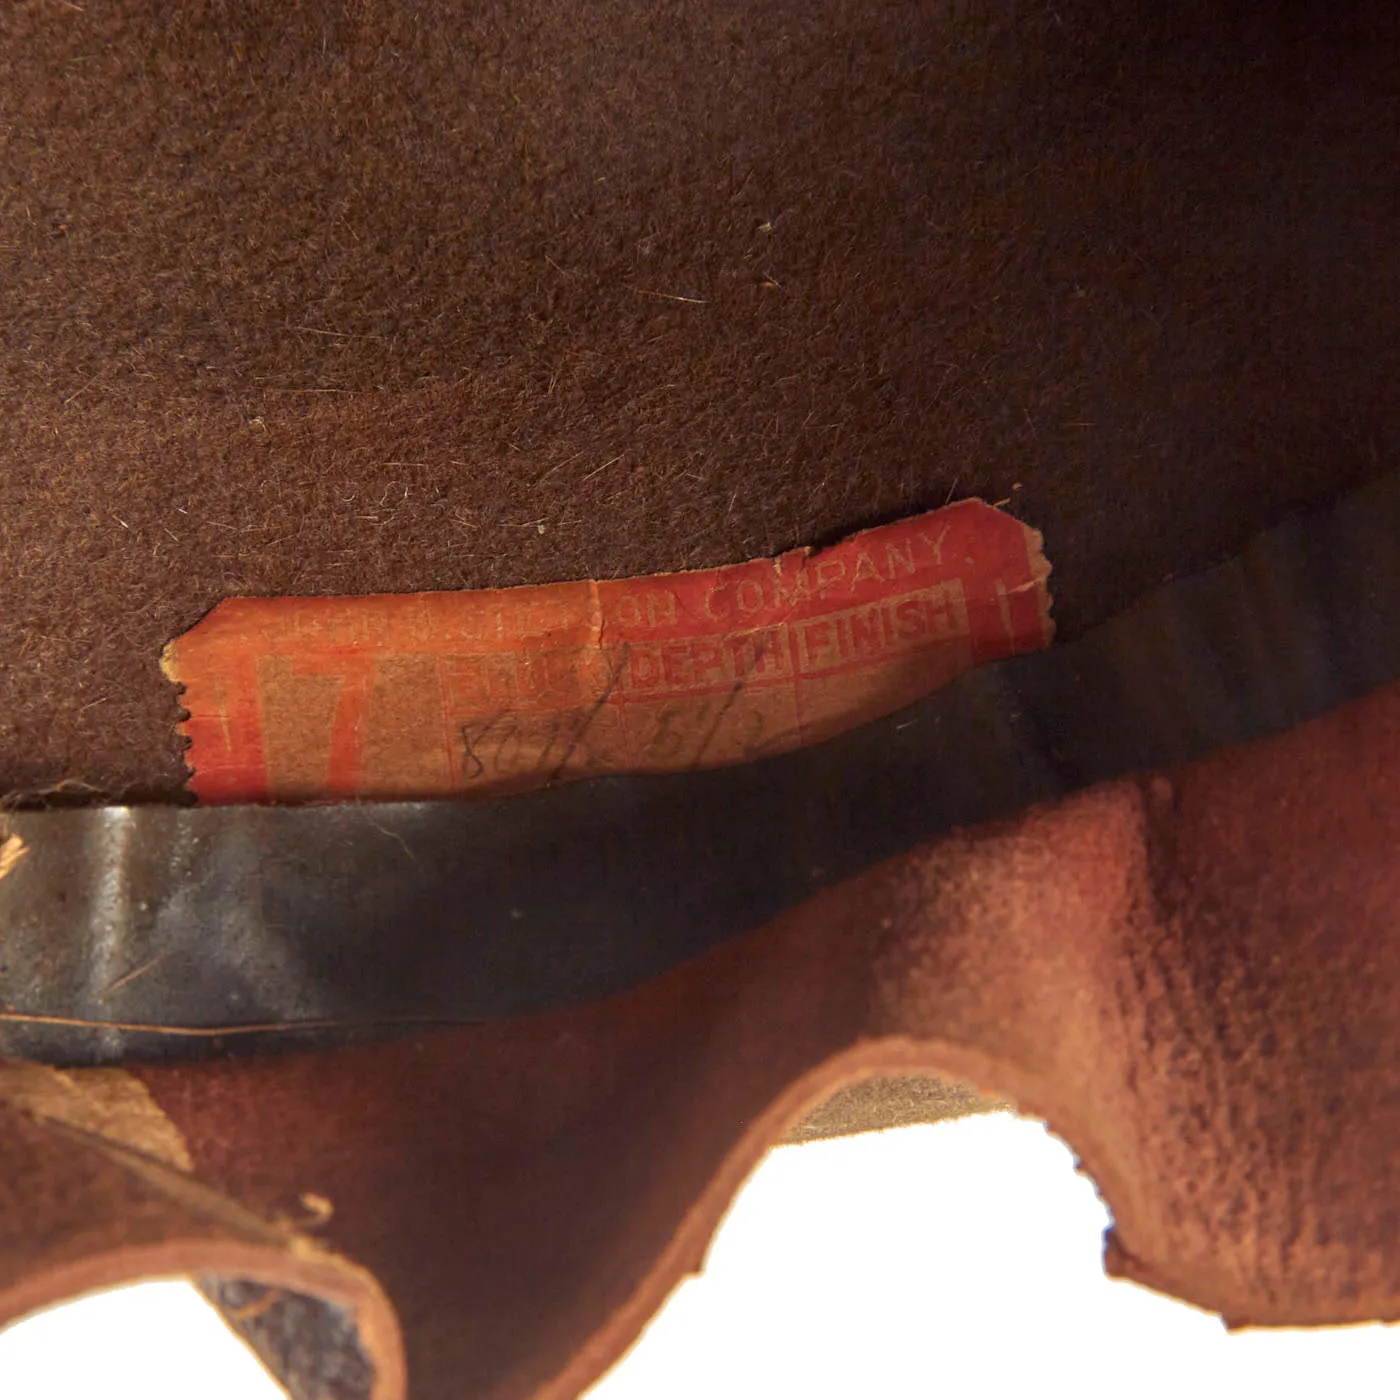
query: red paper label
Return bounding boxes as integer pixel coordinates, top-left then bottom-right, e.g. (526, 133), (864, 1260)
(163, 500), (1052, 803)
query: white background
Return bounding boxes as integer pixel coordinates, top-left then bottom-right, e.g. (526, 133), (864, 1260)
(2, 1113), (1394, 1398)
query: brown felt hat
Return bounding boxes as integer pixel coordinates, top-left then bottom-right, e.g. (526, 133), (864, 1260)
(2, 1), (1397, 1396)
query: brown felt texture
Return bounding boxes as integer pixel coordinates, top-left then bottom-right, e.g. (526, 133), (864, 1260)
(2, 0), (1398, 799)
(785, 1074), (1004, 1144)
(0, 681), (1388, 1400)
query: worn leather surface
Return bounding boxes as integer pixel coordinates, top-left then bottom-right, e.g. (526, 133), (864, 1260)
(1, 682), (1396, 1398)
(0, 1072), (403, 1399)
